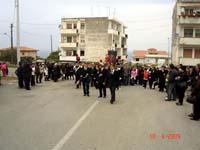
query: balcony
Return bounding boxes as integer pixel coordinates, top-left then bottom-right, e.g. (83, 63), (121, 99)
(108, 29), (119, 35)
(179, 58), (200, 66)
(180, 37), (200, 46)
(60, 42), (78, 48)
(60, 29), (78, 34)
(121, 33), (126, 38)
(59, 56), (85, 62)
(179, 16), (200, 25)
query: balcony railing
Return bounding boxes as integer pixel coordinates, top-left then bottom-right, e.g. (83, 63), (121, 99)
(60, 29), (79, 34)
(60, 42), (78, 48)
(179, 37), (200, 46)
(59, 56), (85, 62)
(179, 15), (200, 24)
(108, 29), (119, 35)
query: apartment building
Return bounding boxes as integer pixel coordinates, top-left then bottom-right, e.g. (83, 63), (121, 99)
(172, 0), (200, 66)
(59, 17), (128, 62)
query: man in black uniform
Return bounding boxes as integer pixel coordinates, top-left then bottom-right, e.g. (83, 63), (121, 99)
(97, 65), (108, 98)
(108, 65), (119, 104)
(82, 64), (90, 96)
(90, 64), (97, 87)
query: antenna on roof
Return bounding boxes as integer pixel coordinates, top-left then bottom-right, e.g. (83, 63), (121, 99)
(91, 6), (94, 17)
(113, 8), (116, 18)
(97, 5), (100, 16)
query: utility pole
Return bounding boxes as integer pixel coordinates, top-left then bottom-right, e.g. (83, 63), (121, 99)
(10, 23), (14, 64)
(50, 35), (53, 53)
(16, 0), (20, 63)
(11, 24), (13, 50)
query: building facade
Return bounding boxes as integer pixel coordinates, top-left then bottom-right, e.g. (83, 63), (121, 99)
(172, 0), (200, 66)
(132, 48), (169, 65)
(59, 17), (128, 62)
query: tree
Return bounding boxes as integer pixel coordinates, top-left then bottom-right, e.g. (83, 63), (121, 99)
(46, 51), (60, 62)
(0, 49), (17, 64)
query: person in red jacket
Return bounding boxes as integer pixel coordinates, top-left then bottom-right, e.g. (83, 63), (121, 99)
(143, 68), (149, 89)
(1, 62), (7, 77)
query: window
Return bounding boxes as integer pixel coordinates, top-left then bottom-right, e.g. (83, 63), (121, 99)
(184, 29), (193, 37)
(195, 49), (200, 58)
(136, 58), (139, 61)
(67, 37), (72, 43)
(196, 10), (200, 16)
(81, 23), (85, 29)
(66, 51), (72, 56)
(80, 35), (85, 43)
(67, 24), (72, 29)
(195, 29), (200, 38)
(80, 50), (85, 56)
(22, 52), (25, 55)
(73, 24), (77, 29)
(183, 48), (193, 58)
(73, 37), (77, 43)
(185, 9), (194, 16)
(73, 51), (77, 56)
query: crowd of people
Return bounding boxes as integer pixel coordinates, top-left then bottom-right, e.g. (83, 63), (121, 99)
(4, 61), (200, 120)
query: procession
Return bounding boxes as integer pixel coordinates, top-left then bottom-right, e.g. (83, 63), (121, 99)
(1, 60), (198, 121)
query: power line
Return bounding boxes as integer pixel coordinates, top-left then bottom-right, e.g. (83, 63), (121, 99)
(20, 28), (57, 37)
(20, 22), (59, 26)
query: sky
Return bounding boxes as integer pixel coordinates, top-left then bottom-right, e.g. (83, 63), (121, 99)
(0, 0), (176, 58)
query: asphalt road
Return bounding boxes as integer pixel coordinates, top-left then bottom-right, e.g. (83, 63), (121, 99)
(0, 80), (200, 150)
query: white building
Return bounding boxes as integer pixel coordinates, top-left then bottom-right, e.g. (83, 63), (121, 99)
(132, 48), (169, 65)
(59, 17), (128, 62)
(172, 0), (200, 66)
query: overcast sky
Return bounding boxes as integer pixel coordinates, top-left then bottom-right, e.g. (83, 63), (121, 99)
(0, 0), (176, 57)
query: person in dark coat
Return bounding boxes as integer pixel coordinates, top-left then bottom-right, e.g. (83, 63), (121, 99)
(190, 75), (200, 120)
(90, 64), (97, 87)
(82, 64), (90, 96)
(189, 65), (200, 120)
(158, 66), (167, 92)
(23, 62), (32, 90)
(165, 64), (178, 101)
(47, 63), (53, 80)
(15, 62), (24, 89)
(108, 65), (119, 104)
(138, 67), (144, 85)
(52, 63), (61, 82)
(75, 64), (83, 89)
(97, 65), (108, 98)
(148, 67), (156, 89)
(175, 67), (189, 105)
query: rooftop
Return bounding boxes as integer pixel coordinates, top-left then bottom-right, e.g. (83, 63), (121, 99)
(133, 48), (168, 58)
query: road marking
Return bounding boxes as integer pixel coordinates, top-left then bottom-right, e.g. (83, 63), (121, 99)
(51, 100), (99, 150)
